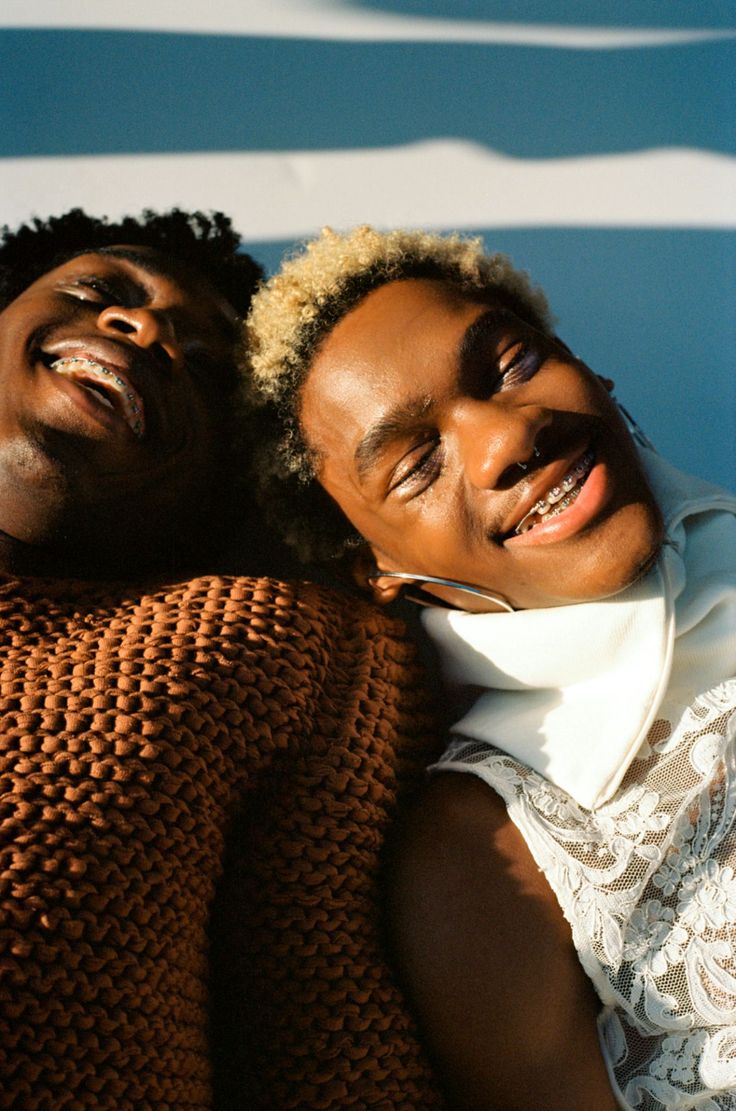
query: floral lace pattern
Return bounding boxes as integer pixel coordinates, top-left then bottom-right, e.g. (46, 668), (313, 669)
(437, 681), (736, 1110)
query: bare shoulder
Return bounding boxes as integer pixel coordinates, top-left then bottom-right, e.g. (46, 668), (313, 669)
(386, 772), (618, 1110)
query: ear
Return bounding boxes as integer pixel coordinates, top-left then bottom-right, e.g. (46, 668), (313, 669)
(351, 545), (406, 606)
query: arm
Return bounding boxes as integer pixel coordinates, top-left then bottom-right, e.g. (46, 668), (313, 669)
(386, 772), (618, 1111)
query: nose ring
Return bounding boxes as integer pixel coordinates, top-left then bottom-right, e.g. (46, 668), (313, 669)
(517, 446), (541, 472)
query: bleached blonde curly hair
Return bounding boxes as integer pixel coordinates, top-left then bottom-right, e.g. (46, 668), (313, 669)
(243, 225), (553, 563)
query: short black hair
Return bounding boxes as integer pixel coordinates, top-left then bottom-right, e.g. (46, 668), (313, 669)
(0, 207), (279, 577)
(0, 207), (262, 314)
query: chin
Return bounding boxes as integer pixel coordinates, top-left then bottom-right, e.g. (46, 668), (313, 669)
(620, 541), (664, 591)
(590, 497), (665, 597)
(581, 534), (665, 604)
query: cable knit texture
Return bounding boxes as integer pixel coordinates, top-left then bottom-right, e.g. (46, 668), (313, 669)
(0, 573), (444, 1110)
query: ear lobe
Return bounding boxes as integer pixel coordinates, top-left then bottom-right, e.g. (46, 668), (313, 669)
(351, 546), (406, 606)
(366, 572), (407, 606)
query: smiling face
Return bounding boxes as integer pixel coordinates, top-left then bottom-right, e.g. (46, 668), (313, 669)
(300, 278), (663, 611)
(0, 246), (241, 575)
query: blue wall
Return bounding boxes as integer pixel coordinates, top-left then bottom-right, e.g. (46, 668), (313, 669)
(2, 4), (733, 488)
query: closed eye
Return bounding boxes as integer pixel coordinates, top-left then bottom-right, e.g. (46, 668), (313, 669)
(389, 438), (443, 496)
(460, 311), (545, 399)
(496, 339), (543, 390)
(62, 275), (142, 307)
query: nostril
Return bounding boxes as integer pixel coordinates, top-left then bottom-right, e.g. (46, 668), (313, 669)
(107, 317), (136, 335)
(155, 342), (169, 361)
(498, 462), (523, 489)
(149, 341), (174, 372)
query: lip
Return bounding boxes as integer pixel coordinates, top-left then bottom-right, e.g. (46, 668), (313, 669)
(514, 448), (595, 535)
(39, 340), (147, 439)
(499, 447), (590, 536)
(504, 450), (613, 547)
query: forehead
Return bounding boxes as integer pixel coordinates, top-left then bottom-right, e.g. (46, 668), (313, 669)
(316, 278), (476, 377)
(302, 279), (489, 447)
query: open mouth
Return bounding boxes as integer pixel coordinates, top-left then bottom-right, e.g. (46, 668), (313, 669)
(514, 449), (595, 535)
(48, 356), (145, 439)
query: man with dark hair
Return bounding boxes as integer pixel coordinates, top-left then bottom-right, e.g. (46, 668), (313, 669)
(0, 207), (265, 577)
(0, 211), (443, 1110)
(0, 207), (261, 316)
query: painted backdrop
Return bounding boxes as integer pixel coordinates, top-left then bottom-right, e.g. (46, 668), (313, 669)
(1, 1), (734, 487)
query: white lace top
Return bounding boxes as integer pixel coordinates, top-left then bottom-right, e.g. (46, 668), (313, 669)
(427, 457), (736, 1110)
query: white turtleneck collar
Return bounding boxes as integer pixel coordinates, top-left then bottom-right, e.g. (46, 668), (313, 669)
(421, 450), (736, 810)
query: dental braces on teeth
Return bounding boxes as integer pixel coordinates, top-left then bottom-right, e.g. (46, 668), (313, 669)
(50, 357), (143, 437)
(515, 450), (595, 535)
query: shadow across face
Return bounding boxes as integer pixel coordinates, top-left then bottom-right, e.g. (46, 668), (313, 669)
(300, 278), (663, 611)
(0, 246), (251, 579)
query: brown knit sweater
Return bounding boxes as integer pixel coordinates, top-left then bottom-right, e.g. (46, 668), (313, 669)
(0, 572), (444, 1109)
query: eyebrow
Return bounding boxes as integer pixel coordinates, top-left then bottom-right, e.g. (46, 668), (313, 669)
(352, 306), (516, 483)
(95, 246), (240, 331)
(457, 306), (516, 394)
(95, 246), (174, 276)
(354, 394), (434, 483)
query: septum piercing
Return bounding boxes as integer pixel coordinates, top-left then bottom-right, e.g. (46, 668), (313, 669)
(517, 446), (541, 473)
(368, 570), (515, 613)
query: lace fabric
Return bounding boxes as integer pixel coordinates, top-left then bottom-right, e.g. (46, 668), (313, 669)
(437, 680), (736, 1110)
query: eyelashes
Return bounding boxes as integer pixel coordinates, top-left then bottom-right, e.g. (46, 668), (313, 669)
(497, 341), (542, 389)
(63, 275), (143, 308)
(77, 278), (120, 300)
(388, 336), (545, 499)
(390, 438), (444, 496)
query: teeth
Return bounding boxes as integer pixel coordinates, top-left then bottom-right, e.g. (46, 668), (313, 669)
(49, 357), (144, 439)
(90, 388), (114, 410)
(514, 450), (594, 535)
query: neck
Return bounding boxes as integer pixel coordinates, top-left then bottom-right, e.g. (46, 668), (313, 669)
(0, 529), (57, 577)
(0, 527), (173, 582)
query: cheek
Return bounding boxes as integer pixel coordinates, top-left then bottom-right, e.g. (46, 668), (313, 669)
(165, 396), (227, 498)
(550, 359), (609, 410)
(0, 309), (27, 364)
(196, 420), (228, 483)
(607, 498), (663, 572)
(376, 509), (470, 576)
(554, 502), (662, 604)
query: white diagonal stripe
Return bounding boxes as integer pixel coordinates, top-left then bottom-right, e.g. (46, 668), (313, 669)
(1, 0), (733, 49)
(2, 143), (734, 238)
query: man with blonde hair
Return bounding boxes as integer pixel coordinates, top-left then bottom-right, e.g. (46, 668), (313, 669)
(245, 225), (736, 1111)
